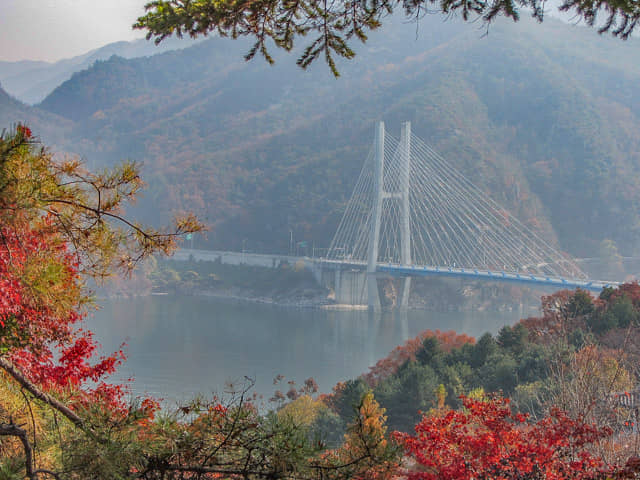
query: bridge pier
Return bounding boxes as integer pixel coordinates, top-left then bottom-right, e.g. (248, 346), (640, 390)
(399, 277), (411, 310)
(367, 273), (382, 311)
(331, 268), (411, 310)
(334, 268), (368, 306)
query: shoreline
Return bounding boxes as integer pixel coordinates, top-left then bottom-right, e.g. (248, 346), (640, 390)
(103, 287), (534, 313)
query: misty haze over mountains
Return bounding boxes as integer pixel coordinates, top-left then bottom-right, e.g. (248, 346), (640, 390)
(1, 15), (639, 267)
(0, 36), (201, 105)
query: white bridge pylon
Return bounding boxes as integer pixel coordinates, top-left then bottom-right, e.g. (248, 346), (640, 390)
(325, 121), (592, 310)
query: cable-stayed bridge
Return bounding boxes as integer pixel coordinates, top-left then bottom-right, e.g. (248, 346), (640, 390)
(318, 121), (619, 310)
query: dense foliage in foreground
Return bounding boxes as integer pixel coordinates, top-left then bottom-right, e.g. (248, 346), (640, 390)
(0, 127), (396, 479)
(3, 126), (640, 479)
(321, 287), (640, 434)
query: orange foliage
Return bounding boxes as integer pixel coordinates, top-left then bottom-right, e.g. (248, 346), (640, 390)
(320, 392), (398, 480)
(362, 330), (475, 387)
(607, 282), (640, 306)
(520, 289), (594, 344)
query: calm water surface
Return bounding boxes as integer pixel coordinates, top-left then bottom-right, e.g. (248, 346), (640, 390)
(86, 295), (528, 402)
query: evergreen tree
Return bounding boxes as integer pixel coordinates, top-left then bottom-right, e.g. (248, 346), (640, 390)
(135, 0), (640, 76)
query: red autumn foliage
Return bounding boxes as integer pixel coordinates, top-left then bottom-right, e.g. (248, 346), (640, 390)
(16, 124), (32, 139)
(394, 395), (613, 480)
(0, 225), (77, 352)
(0, 220), (128, 412)
(363, 330), (475, 387)
(520, 289), (596, 344)
(605, 282), (640, 307)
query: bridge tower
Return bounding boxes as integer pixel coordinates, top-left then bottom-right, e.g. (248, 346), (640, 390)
(325, 121), (601, 306)
(399, 121), (412, 309)
(367, 121), (412, 311)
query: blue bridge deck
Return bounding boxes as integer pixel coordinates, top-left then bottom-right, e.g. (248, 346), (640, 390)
(317, 259), (618, 292)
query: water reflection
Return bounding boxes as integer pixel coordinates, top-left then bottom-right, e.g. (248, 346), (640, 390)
(86, 296), (527, 401)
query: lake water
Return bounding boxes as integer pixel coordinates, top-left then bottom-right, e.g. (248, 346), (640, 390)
(86, 295), (529, 402)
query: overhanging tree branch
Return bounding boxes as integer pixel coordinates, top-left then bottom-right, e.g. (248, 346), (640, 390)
(0, 358), (83, 427)
(135, 0), (640, 77)
(0, 422), (35, 479)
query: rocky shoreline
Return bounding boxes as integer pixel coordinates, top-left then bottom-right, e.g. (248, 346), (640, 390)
(145, 285), (536, 313)
(100, 260), (542, 313)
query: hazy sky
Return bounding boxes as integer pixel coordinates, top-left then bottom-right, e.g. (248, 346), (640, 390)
(0, 0), (582, 64)
(1, 0), (149, 62)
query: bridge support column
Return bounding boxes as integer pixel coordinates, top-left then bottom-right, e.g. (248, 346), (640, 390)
(334, 268), (367, 305)
(399, 277), (411, 309)
(399, 121), (412, 310)
(367, 122), (385, 312)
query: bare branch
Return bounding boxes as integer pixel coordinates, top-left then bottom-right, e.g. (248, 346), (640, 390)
(0, 422), (35, 479)
(0, 357), (85, 430)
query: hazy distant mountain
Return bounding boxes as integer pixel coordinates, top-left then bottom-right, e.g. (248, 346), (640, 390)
(0, 84), (71, 149)
(23, 16), (640, 260)
(0, 37), (201, 105)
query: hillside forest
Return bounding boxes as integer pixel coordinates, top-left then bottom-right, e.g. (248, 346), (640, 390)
(2, 15), (640, 270)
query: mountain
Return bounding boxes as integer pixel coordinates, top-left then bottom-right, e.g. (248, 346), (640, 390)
(0, 36), (201, 105)
(0, 84), (71, 148)
(20, 16), (640, 262)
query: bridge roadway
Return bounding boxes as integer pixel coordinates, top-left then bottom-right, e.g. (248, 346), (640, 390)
(173, 248), (304, 268)
(317, 259), (619, 293)
(174, 249), (618, 293)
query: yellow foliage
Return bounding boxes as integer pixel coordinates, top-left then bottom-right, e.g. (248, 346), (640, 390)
(435, 383), (446, 410)
(277, 394), (327, 426)
(344, 391), (388, 455)
(574, 345), (633, 393)
(0, 372), (64, 473)
(321, 391), (398, 479)
(467, 387), (486, 401)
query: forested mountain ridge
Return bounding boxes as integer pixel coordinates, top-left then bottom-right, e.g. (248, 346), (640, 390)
(17, 16), (640, 263)
(0, 84), (72, 148)
(0, 36), (200, 105)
